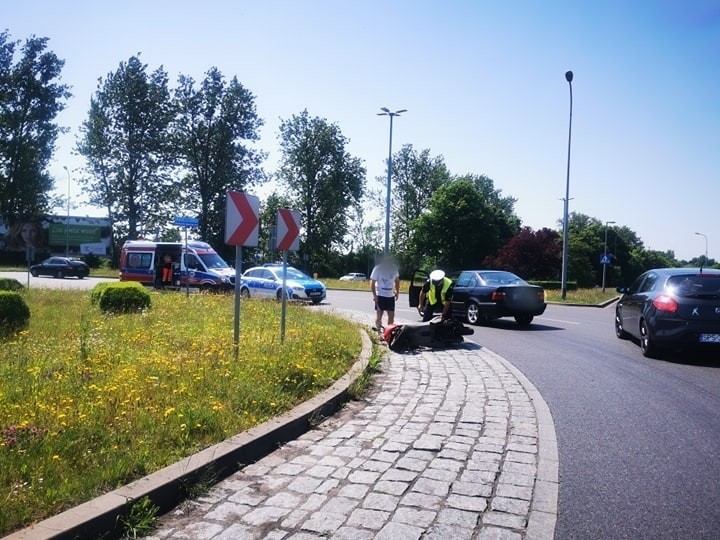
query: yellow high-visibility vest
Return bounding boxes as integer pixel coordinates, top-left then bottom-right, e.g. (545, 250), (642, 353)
(427, 277), (452, 305)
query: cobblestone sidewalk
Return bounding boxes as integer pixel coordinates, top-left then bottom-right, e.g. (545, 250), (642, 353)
(148, 341), (558, 540)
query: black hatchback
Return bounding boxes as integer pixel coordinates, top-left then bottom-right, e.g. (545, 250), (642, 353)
(30, 257), (90, 279)
(450, 270), (546, 326)
(615, 268), (720, 357)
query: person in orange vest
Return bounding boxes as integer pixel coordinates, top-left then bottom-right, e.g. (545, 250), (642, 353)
(161, 254), (173, 285)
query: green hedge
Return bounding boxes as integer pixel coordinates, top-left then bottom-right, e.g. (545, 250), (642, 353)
(0, 278), (24, 292)
(0, 291), (30, 337)
(92, 282), (151, 313)
(529, 280), (578, 291)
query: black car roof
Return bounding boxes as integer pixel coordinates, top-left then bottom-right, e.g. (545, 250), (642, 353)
(645, 267), (720, 275)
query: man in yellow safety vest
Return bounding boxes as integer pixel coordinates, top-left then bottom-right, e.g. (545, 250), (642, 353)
(418, 269), (454, 322)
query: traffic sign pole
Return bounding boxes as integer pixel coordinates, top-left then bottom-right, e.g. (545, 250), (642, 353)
(233, 246), (242, 359)
(280, 250), (288, 344)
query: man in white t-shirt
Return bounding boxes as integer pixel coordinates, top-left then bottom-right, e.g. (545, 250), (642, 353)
(370, 256), (400, 333)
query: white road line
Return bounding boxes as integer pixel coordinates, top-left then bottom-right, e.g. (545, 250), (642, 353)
(537, 316), (581, 325)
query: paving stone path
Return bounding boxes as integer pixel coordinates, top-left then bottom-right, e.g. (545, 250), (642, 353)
(148, 343), (558, 539)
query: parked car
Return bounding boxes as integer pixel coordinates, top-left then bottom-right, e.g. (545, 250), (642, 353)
(339, 272), (367, 281)
(450, 270), (546, 326)
(30, 257), (90, 279)
(615, 268), (720, 357)
(240, 264), (326, 304)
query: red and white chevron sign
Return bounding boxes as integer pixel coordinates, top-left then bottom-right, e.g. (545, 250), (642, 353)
(276, 208), (300, 251)
(225, 192), (260, 246)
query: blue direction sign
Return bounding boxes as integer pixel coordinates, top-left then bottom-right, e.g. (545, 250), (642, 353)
(174, 216), (199, 228)
(600, 254), (612, 265)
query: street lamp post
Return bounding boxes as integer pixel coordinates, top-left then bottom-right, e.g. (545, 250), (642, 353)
(63, 166), (70, 257)
(560, 71), (573, 300)
(695, 232), (708, 266)
(602, 220), (616, 292)
(377, 107), (407, 255)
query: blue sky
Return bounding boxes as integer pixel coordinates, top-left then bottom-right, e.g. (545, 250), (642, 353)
(4, 0), (719, 260)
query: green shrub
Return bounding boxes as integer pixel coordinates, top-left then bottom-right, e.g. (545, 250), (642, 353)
(82, 252), (102, 269)
(0, 278), (24, 292)
(0, 291), (30, 337)
(97, 283), (151, 314)
(529, 280), (578, 291)
(89, 282), (112, 305)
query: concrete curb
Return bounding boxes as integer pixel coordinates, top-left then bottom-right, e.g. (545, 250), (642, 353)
(5, 330), (373, 540)
(548, 295), (619, 308)
(483, 348), (559, 539)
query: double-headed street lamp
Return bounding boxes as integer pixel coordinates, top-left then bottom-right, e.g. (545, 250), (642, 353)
(695, 232), (708, 266)
(378, 107), (407, 255)
(63, 166), (71, 256)
(560, 70), (574, 300)
(602, 220), (616, 292)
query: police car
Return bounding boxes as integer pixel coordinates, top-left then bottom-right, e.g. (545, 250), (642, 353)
(240, 264), (326, 304)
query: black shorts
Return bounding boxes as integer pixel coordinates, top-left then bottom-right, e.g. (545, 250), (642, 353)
(375, 295), (396, 312)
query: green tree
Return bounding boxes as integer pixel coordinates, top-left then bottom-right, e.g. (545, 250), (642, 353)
(173, 67), (264, 250)
(257, 191), (291, 263)
(77, 56), (176, 246)
(277, 110), (365, 275)
(0, 31), (70, 216)
(411, 175), (520, 270)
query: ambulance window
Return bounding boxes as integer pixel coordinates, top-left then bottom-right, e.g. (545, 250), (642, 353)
(184, 254), (202, 270)
(127, 252), (152, 269)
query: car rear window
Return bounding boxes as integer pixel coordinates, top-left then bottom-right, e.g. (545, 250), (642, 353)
(667, 274), (720, 298)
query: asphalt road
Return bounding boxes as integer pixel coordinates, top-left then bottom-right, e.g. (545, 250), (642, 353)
(325, 289), (720, 540)
(1, 271), (116, 290)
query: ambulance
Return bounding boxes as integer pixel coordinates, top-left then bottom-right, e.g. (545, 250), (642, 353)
(119, 240), (235, 291)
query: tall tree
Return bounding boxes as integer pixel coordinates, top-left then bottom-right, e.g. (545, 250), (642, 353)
(277, 110), (365, 274)
(77, 55), (176, 244)
(386, 145), (450, 249)
(411, 175), (520, 270)
(0, 31), (70, 216)
(485, 227), (561, 280)
(174, 68), (264, 250)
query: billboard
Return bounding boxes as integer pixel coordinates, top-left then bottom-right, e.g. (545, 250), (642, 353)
(0, 215), (111, 257)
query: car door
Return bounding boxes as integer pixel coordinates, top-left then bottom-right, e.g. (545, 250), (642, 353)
(451, 271), (474, 313)
(618, 272), (656, 338)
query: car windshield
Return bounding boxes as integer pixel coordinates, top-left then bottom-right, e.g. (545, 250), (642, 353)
(199, 253), (229, 269)
(667, 274), (720, 298)
(479, 271), (526, 285)
(271, 267), (310, 281)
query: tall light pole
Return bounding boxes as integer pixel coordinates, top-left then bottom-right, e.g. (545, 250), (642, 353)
(63, 166), (70, 256)
(602, 220), (616, 292)
(560, 70), (574, 300)
(377, 107), (407, 255)
(695, 232), (708, 266)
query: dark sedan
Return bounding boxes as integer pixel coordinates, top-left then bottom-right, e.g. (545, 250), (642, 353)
(450, 270), (546, 326)
(615, 267), (720, 357)
(30, 257), (90, 279)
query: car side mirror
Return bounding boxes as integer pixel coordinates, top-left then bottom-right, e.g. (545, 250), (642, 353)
(616, 286), (628, 294)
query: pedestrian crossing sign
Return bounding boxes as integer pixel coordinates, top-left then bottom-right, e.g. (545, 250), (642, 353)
(600, 254), (612, 265)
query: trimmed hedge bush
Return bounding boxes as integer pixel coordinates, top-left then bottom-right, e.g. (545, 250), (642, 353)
(0, 278), (24, 292)
(529, 280), (578, 291)
(94, 282), (152, 313)
(0, 291), (30, 337)
(89, 281), (112, 305)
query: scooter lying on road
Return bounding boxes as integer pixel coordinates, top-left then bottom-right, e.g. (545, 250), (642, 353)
(383, 316), (474, 352)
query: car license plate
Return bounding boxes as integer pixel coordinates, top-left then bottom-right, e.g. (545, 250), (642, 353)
(698, 334), (720, 343)
(308, 291), (321, 297)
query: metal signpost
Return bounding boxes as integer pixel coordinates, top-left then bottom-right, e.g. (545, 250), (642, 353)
(225, 192), (260, 358)
(276, 208), (301, 343)
(174, 216), (199, 298)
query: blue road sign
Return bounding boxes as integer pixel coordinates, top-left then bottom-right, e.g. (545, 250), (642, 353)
(600, 254), (612, 265)
(174, 216), (199, 228)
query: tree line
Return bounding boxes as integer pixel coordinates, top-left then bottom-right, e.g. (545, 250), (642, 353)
(2, 31), (715, 282)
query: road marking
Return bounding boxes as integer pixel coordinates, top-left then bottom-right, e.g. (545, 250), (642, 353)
(537, 316), (580, 325)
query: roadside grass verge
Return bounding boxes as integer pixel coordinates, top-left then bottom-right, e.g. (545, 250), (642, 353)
(0, 266), (119, 278)
(0, 290), (360, 535)
(322, 278), (412, 292)
(545, 288), (619, 304)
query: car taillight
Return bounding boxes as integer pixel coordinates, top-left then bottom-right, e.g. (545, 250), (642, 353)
(491, 291), (505, 301)
(652, 295), (678, 313)
(537, 291), (545, 301)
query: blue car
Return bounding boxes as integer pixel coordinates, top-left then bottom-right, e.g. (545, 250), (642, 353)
(240, 264), (326, 304)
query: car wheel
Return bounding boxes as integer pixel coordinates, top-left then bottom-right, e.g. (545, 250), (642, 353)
(276, 289), (284, 302)
(55, 270), (64, 279)
(312, 299), (322, 305)
(30, 269), (38, 277)
(240, 288), (250, 299)
(514, 314), (534, 326)
(615, 313), (629, 339)
(466, 302), (481, 325)
(639, 319), (659, 358)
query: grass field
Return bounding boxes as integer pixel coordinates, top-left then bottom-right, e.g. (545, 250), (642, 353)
(0, 265), (118, 278)
(0, 290), (361, 535)
(545, 288), (619, 304)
